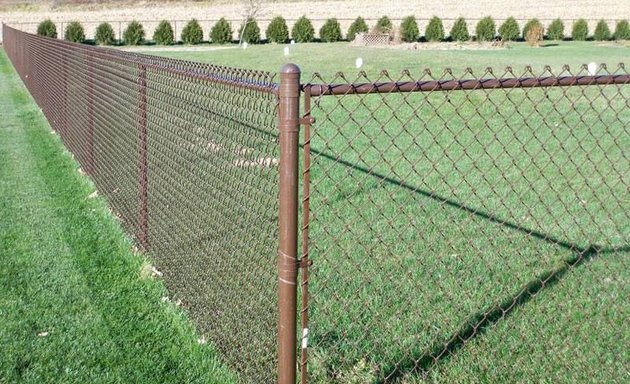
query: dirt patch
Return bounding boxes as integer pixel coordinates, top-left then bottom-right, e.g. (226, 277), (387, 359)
(354, 40), (510, 51)
(592, 40), (630, 48)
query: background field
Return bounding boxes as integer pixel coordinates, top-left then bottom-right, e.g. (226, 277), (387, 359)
(144, 40), (630, 79)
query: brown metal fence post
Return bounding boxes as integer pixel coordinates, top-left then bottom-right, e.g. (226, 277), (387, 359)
(138, 64), (149, 250)
(278, 63), (301, 384)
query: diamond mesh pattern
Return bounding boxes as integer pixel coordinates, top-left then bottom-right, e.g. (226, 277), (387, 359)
(301, 65), (629, 382)
(4, 25), (280, 383)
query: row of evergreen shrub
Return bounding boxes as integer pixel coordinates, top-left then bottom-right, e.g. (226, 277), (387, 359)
(36, 17), (630, 45)
(400, 16), (629, 42)
(35, 18), (231, 45)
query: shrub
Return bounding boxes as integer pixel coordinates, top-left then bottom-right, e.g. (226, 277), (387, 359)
(266, 16), (289, 43)
(375, 15), (393, 33)
(64, 21), (85, 43)
(425, 16), (444, 42)
(400, 16), (419, 42)
(450, 17), (470, 41)
(498, 17), (519, 41)
(210, 17), (232, 44)
(475, 16), (496, 41)
(182, 19), (203, 45)
(95, 22), (115, 45)
(291, 16), (314, 43)
(571, 18), (589, 40)
(347, 16), (368, 41)
(239, 17), (260, 44)
(153, 20), (174, 45)
(525, 24), (544, 46)
(123, 20), (145, 45)
(522, 18), (543, 40)
(547, 18), (565, 40)
(37, 19), (57, 38)
(593, 19), (611, 41)
(614, 20), (630, 40)
(319, 18), (342, 42)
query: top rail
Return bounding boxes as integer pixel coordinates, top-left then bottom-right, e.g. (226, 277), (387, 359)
(303, 74), (630, 96)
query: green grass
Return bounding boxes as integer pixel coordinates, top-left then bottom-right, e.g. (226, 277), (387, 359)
(422, 254), (629, 383)
(139, 41), (630, 382)
(144, 40), (630, 80)
(0, 48), (237, 384)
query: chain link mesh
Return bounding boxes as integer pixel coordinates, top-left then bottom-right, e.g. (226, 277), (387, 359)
(301, 65), (629, 382)
(3, 25), (280, 383)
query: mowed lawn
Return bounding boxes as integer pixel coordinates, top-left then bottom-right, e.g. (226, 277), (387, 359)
(0, 49), (237, 384)
(142, 40), (630, 79)
(144, 41), (630, 382)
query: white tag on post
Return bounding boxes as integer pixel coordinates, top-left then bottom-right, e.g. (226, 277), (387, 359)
(301, 328), (309, 349)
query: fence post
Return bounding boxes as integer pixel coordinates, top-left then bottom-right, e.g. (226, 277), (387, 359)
(138, 63), (149, 250)
(277, 63), (301, 384)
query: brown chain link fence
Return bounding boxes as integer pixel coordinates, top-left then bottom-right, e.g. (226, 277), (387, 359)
(4, 24), (629, 384)
(3, 24), (280, 383)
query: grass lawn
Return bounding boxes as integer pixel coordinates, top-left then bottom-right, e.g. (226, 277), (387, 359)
(0, 48), (237, 384)
(143, 40), (630, 79)
(138, 41), (630, 382)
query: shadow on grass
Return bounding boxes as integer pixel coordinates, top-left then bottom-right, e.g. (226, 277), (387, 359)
(381, 244), (628, 382)
(311, 146), (590, 251)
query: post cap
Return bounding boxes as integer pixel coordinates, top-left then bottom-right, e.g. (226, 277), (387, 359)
(281, 63), (301, 74)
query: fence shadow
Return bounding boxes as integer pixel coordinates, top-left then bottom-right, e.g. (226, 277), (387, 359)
(311, 146), (588, 252)
(381, 244), (628, 382)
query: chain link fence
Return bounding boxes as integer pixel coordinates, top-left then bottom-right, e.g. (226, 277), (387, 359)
(300, 66), (629, 382)
(3, 24), (280, 383)
(4, 24), (629, 384)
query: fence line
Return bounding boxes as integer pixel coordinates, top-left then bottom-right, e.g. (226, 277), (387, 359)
(3, 24), (281, 383)
(3, 24), (629, 384)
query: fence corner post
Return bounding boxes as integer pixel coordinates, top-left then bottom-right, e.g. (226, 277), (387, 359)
(278, 63), (301, 384)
